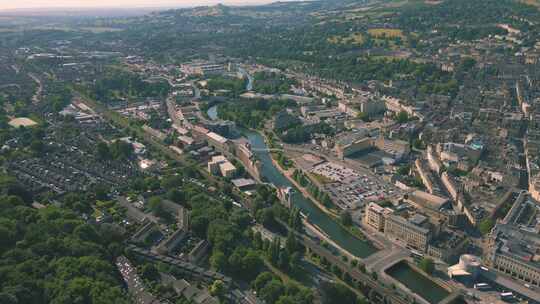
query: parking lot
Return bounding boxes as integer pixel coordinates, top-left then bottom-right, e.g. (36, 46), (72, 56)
(311, 161), (399, 210)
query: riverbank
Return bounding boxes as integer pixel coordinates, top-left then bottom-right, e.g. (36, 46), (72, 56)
(385, 260), (451, 304)
(244, 129), (378, 258)
(302, 219), (356, 261)
(260, 131), (382, 255)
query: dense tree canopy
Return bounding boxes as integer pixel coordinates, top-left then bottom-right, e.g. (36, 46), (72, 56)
(0, 195), (128, 304)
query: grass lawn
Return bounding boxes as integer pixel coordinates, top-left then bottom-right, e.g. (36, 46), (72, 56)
(368, 28), (405, 39)
(328, 33), (365, 45)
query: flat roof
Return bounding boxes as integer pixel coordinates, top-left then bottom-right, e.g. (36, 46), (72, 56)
(232, 178), (256, 188)
(410, 190), (449, 210)
(211, 155), (228, 163)
(219, 162), (236, 171)
(207, 132), (228, 144)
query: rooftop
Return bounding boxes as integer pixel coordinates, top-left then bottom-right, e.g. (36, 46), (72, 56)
(207, 132), (228, 144)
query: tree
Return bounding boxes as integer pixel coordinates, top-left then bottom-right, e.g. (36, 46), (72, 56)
(97, 142), (111, 160)
(166, 189), (184, 204)
(148, 196), (166, 217)
(288, 207), (303, 232)
(419, 257), (435, 275)
(210, 280), (226, 298)
(357, 111), (370, 122)
(210, 251), (227, 272)
(242, 250), (263, 278)
(257, 208), (277, 229)
(110, 140), (133, 160)
(479, 218), (495, 235)
(285, 231), (298, 254)
(141, 264), (159, 281)
(29, 139), (45, 155)
(358, 262), (366, 273)
(396, 111), (409, 123)
(260, 280), (285, 304)
(253, 272), (274, 291)
(278, 251), (289, 270)
(340, 210), (353, 226)
(321, 282), (357, 304)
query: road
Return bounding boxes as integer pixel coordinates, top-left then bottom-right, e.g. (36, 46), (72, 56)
(75, 89), (416, 304)
(28, 73), (42, 104)
(299, 233), (409, 304)
(166, 96), (181, 126)
(366, 248), (409, 274)
(116, 256), (159, 304)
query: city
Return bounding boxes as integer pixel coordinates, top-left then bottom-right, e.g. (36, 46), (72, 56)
(1, 0), (540, 304)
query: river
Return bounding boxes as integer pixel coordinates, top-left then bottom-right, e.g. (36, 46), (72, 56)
(244, 130), (378, 258)
(208, 105), (218, 120)
(386, 261), (449, 304)
(207, 105), (377, 258)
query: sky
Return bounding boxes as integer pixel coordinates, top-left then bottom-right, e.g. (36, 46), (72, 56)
(0, 0), (281, 10)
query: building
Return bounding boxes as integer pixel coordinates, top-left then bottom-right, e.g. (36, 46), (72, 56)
(156, 228), (188, 255)
(486, 224), (540, 287)
(384, 213), (432, 251)
(374, 136), (410, 161)
(335, 131), (374, 159)
(181, 60), (225, 76)
(448, 254), (482, 280)
(441, 172), (459, 201)
(143, 125), (166, 141)
(178, 135), (203, 151)
(234, 139), (261, 180)
(529, 174), (540, 202)
(338, 96), (386, 117)
(364, 202), (392, 232)
(427, 230), (469, 263)
(206, 131), (230, 154)
(231, 178), (257, 191)
(407, 190), (450, 214)
(273, 110), (301, 131)
(415, 159), (437, 194)
(501, 191), (540, 233)
(427, 145), (443, 174)
(207, 155), (236, 178)
(220, 162), (236, 178)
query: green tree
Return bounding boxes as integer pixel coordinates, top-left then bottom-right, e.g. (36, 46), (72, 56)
(141, 264), (159, 281)
(419, 257), (435, 275)
(253, 272), (274, 291)
(210, 280), (226, 298)
(321, 282), (357, 304)
(148, 196), (166, 217)
(479, 218), (495, 235)
(260, 280), (285, 304)
(396, 111), (409, 123)
(29, 139), (45, 155)
(96, 142), (111, 160)
(210, 251), (227, 272)
(340, 210), (353, 227)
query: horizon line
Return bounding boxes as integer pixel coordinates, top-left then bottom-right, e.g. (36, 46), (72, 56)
(0, 0), (302, 13)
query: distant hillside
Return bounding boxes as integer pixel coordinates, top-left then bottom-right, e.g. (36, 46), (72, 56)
(518, 0), (540, 7)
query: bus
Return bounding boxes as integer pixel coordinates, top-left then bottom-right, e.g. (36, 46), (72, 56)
(474, 283), (490, 290)
(410, 249), (424, 260)
(500, 292), (513, 301)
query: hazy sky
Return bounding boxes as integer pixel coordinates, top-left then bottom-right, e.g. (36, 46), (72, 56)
(0, 0), (280, 10)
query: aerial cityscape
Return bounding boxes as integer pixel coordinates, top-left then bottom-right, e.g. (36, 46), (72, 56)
(1, 0), (540, 304)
